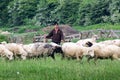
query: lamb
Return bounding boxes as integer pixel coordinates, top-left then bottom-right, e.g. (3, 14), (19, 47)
(2, 43), (27, 60)
(61, 42), (94, 61)
(76, 35), (98, 47)
(0, 44), (13, 60)
(86, 43), (120, 64)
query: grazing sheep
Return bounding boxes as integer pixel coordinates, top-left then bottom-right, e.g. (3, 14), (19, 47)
(23, 43), (40, 58)
(0, 44), (13, 60)
(2, 43), (27, 60)
(99, 39), (120, 47)
(113, 39), (120, 47)
(48, 42), (63, 58)
(37, 43), (57, 59)
(76, 35), (98, 47)
(86, 43), (120, 64)
(49, 42), (63, 54)
(23, 42), (61, 59)
(99, 40), (114, 45)
(61, 42), (94, 61)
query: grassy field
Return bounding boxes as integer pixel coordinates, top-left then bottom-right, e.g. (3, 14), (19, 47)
(0, 55), (120, 80)
(0, 23), (120, 80)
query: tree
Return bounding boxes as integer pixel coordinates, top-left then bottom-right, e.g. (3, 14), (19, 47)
(34, 0), (58, 27)
(77, 0), (110, 26)
(7, 0), (39, 26)
(109, 0), (120, 24)
(0, 0), (13, 26)
(34, 0), (80, 26)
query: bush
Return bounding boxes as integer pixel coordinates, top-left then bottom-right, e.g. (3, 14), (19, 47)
(0, 34), (9, 42)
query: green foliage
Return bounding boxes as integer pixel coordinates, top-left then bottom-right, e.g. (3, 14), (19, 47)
(7, 0), (39, 26)
(77, 0), (110, 26)
(1, 0), (120, 27)
(0, 34), (9, 42)
(57, 1), (80, 25)
(0, 0), (13, 26)
(35, 1), (58, 27)
(108, 0), (120, 24)
(35, 0), (80, 26)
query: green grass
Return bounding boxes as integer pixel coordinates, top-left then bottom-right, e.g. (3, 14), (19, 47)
(2, 23), (120, 33)
(0, 55), (120, 80)
(73, 23), (120, 31)
(1, 25), (44, 34)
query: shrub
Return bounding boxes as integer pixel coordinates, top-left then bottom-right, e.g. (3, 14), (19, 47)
(0, 34), (9, 42)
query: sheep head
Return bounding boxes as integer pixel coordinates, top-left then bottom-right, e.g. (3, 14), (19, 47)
(85, 49), (94, 58)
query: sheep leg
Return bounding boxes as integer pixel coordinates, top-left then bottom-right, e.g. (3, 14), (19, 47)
(87, 56), (92, 64)
(117, 58), (120, 60)
(79, 56), (83, 64)
(51, 54), (55, 60)
(50, 52), (55, 60)
(112, 55), (120, 60)
(94, 57), (97, 65)
(13, 55), (16, 60)
(76, 53), (80, 61)
(61, 53), (65, 60)
(21, 55), (26, 60)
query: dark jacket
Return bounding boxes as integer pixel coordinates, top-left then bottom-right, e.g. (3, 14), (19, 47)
(46, 29), (64, 44)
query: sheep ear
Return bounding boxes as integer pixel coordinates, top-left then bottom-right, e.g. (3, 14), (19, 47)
(86, 41), (93, 47)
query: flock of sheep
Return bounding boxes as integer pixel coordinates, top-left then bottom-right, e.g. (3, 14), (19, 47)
(1, 35), (120, 64)
(63, 35), (120, 63)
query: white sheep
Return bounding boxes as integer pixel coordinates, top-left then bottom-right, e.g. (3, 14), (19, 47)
(76, 35), (98, 47)
(3, 43), (27, 60)
(0, 44), (13, 60)
(86, 43), (120, 64)
(113, 39), (120, 47)
(99, 39), (120, 47)
(99, 40), (114, 45)
(62, 42), (94, 61)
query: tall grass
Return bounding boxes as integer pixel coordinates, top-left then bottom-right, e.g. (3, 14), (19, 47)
(0, 55), (120, 80)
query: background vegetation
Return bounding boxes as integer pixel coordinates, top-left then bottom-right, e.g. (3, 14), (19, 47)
(0, 0), (120, 27)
